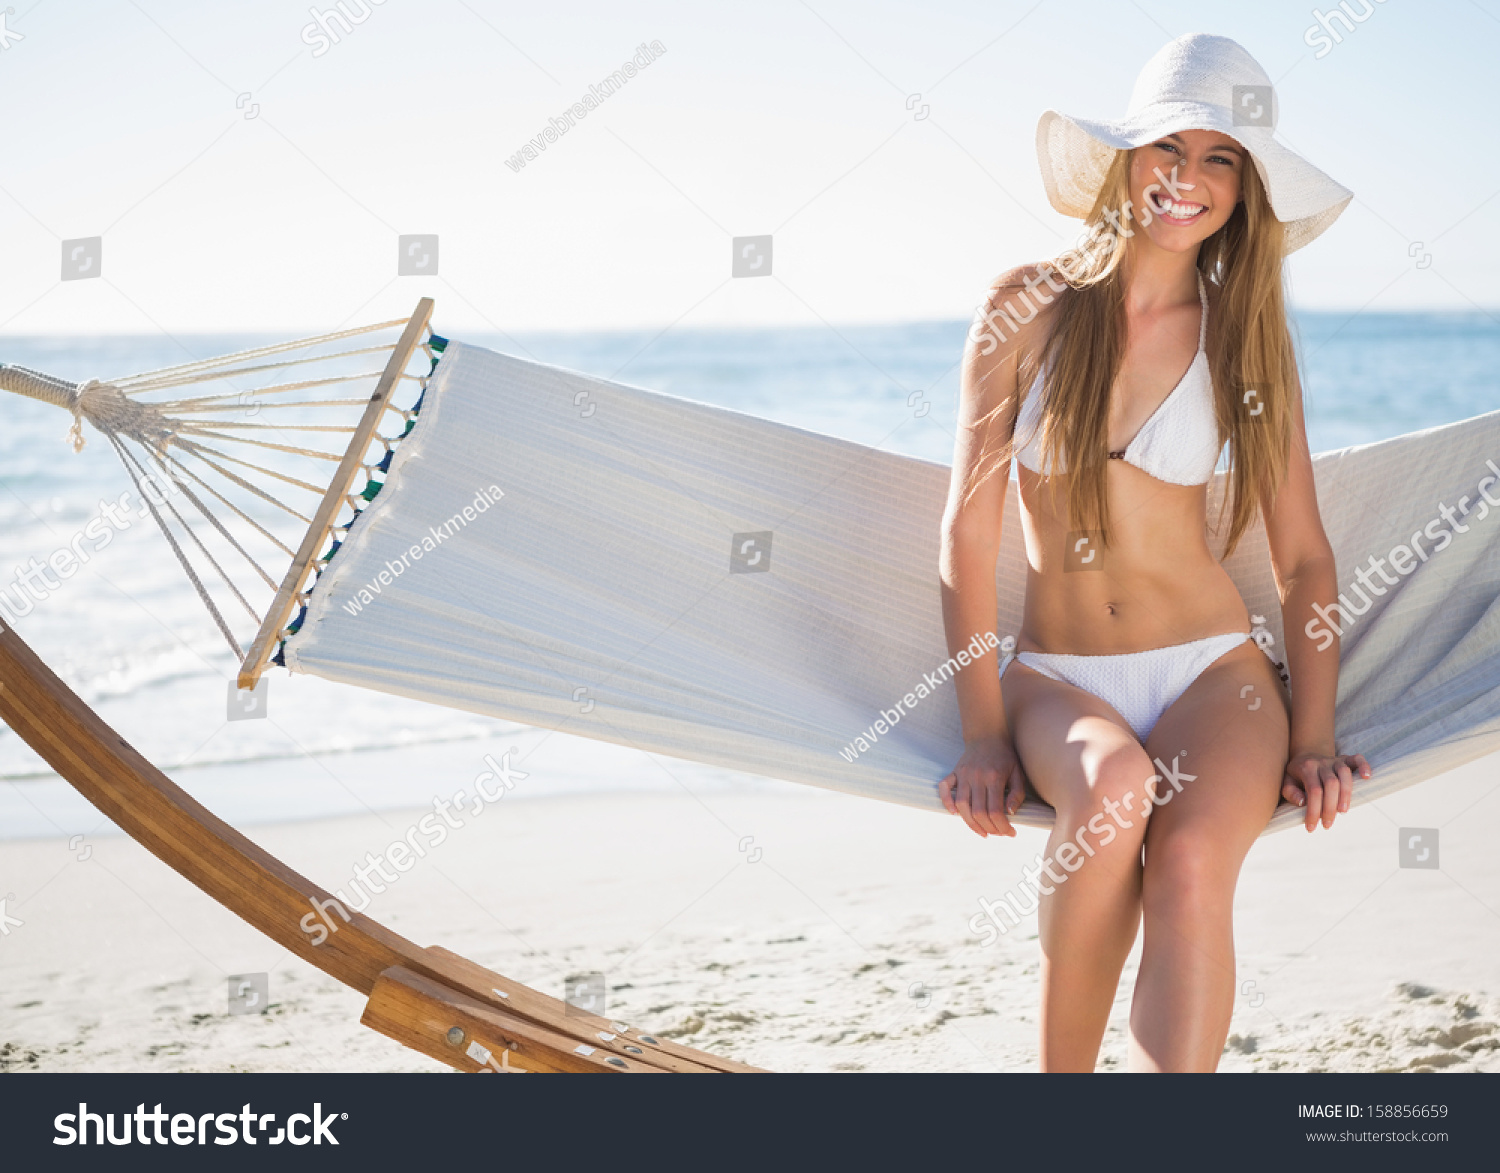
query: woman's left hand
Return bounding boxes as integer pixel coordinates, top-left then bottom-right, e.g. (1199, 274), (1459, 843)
(1281, 750), (1371, 832)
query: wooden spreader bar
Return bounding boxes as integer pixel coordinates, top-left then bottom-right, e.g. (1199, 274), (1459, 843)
(237, 297), (434, 690)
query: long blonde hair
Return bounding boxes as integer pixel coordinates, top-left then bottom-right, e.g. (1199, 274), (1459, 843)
(970, 146), (1296, 557)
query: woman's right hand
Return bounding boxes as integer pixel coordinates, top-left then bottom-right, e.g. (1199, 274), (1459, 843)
(939, 734), (1028, 838)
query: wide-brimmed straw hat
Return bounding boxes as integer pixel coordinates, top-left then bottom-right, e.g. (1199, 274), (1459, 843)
(1036, 33), (1352, 253)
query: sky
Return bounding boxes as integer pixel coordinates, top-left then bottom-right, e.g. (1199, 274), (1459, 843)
(1, 0), (1498, 336)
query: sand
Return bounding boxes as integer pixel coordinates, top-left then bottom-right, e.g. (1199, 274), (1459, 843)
(2, 737), (1497, 1074)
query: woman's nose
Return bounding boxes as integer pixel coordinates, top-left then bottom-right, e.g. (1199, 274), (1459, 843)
(1167, 158), (1196, 189)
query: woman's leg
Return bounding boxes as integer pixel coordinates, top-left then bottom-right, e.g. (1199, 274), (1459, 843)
(1130, 640), (1289, 1071)
(1001, 662), (1167, 1072)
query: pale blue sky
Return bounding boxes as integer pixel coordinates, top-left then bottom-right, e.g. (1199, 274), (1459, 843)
(1, 0), (1497, 334)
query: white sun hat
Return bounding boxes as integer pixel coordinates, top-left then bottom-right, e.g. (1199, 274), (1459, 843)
(1036, 32), (1352, 253)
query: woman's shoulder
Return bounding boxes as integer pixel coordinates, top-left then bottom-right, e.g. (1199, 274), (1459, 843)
(982, 262), (1060, 301)
(973, 262), (1065, 356)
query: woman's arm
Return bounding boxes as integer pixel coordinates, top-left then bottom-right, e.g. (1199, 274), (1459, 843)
(1260, 368), (1372, 831)
(937, 271), (1038, 837)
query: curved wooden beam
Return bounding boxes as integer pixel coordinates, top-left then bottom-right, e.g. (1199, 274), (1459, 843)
(0, 621), (761, 1073)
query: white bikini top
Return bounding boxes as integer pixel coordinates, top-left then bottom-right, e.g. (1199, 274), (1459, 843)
(1012, 273), (1224, 487)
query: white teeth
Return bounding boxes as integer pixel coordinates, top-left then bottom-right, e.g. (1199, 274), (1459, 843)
(1155, 195), (1205, 219)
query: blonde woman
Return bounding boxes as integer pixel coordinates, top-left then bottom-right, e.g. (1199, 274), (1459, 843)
(938, 33), (1372, 1072)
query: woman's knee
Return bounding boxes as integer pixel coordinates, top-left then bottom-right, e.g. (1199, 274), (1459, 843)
(1141, 829), (1237, 922)
(1050, 737), (1156, 855)
(1076, 739), (1156, 819)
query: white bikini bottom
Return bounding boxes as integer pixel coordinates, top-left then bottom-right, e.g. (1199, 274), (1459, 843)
(1001, 632), (1253, 743)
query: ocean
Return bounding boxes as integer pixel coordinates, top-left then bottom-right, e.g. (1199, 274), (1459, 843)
(1, 311), (1497, 837)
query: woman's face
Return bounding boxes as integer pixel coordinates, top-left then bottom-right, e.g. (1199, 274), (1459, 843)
(1127, 129), (1245, 253)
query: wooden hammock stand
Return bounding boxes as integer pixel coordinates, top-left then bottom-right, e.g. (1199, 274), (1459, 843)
(0, 299), (761, 1074)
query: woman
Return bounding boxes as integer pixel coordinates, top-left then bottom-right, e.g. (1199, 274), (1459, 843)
(938, 33), (1372, 1072)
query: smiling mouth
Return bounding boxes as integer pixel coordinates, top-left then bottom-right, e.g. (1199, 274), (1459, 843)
(1149, 190), (1209, 224)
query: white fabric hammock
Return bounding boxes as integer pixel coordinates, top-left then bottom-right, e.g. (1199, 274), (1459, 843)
(284, 340), (1500, 833)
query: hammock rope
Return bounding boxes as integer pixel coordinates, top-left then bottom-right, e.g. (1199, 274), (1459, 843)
(107, 318), (410, 386)
(0, 310), (440, 661)
(104, 432), (246, 657)
(154, 448), (299, 559)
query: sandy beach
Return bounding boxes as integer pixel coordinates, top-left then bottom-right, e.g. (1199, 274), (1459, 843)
(2, 732), (1497, 1075)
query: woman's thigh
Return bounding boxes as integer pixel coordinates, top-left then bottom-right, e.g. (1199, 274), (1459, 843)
(1001, 660), (1158, 822)
(1139, 640), (1289, 874)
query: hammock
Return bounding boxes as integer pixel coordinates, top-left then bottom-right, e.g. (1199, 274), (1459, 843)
(7, 303), (1499, 835)
(283, 337), (1500, 835)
